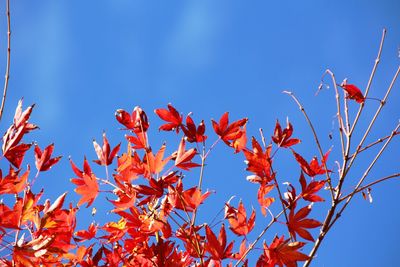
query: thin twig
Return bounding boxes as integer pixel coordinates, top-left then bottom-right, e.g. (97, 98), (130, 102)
(339, 172), (400, 202)
(258, 128), (291, 237)
(350, 28), (386, 135)
(345, 65), (400, 175)
(322, 70), (346, 156)
(233, 210), (284, 267)
(348, 131), (399, 158)
(0, 0), (11, 122)
(327, 122), (400, 231)
(283, 91), (334, 199)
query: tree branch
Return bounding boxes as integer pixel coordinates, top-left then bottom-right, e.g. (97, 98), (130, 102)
(0, 0), (11, 122)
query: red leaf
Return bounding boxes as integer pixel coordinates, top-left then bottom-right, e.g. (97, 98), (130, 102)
(34, 143), (62, 172)
(299, 172), (326, 202)
(256, 236), (309, 267)
(212, 112), (247, 146)
(154, 103), (183, 132)
(93, 132), (121, 166)
(2, 100), (38, 168)
(75, 223), (97, 242)
(287, 205), (322, 241)
(181, 115), (207, 143)
(125, 131), (148, 150)
(205, 224), (234, 261)
(243, 137), (274, 184)
(4, 143), (32, 169)
(292, 149), (331, 177)
(341, 82), (365, 103)
(174, 139), (200, 170)
(272, 119), (300, 148)
(0, 166), (29, 194)
(115, 106), (149, 132)
(167, 180), (211, 212)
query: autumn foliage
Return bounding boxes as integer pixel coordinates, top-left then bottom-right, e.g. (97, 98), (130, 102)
(0, 24), (399, 267)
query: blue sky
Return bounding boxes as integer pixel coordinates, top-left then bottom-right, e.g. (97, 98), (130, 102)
(1, 1), (400, 266)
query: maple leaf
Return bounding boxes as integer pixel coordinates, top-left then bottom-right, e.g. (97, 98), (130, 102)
(299, 172), (326, 202)
(114, 144), (145, 182)
(340, 80), (365, 103)
(2, 100), (38, 168)
(143, 143), (172, 176)
(134, 178), (164, 205)
(212, 112), (247, 145)
(256, 236), (309, 267)
(167, 180), (211, 212)
(154, 103), (183, 132)
(70, 158), (99, 207)
(43, 192), (67, 215)
(34, 143), (62, 172)
(3, 143), (32, 169)
(75, 223), (98, 242)
(181, 114), (207, 143)
(0, 166), (29, 194)
(272, 119), (300, 148)
(257, 184), (275, 216)
(174, 138), (200, 170)
(109, 182), (137, 211)
(244, 137), (275, 184)
(175, 223), (206, 258)
(224, 200), (256, 236)
(232, 239), (249, 266)
(282, 183), (297, 210)
(93, 132), (121, 166)
(205, 224), (234, 261)
(115, 106), (149, 132)
(101, 218), (128, 243)
(232, 124), (247, 153)
(13, 99), (36, 129)
(292, 149), (331, 177)
(287, 205), (322, 241)
(0, 202), (21, 229)
(125, 131), (148, 149)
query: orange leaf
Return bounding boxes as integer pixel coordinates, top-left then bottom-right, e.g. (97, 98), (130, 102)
(70, 158), (99, 207)
(225, 200), (256, 236)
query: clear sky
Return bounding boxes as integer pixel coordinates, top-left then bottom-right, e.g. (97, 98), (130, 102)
(1, 1), (400, 266)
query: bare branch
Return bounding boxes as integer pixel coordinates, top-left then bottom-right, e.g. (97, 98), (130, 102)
(348, 131), (399, 158)
(350, 28), (386, 135)
(283, 91), (334, 198)
(328, 122), (400, 231)
(339, 172), (400, 202)
(0, 0), (11, 122)
(321, 69), (346, 157)
(345, 65), (400, 175)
